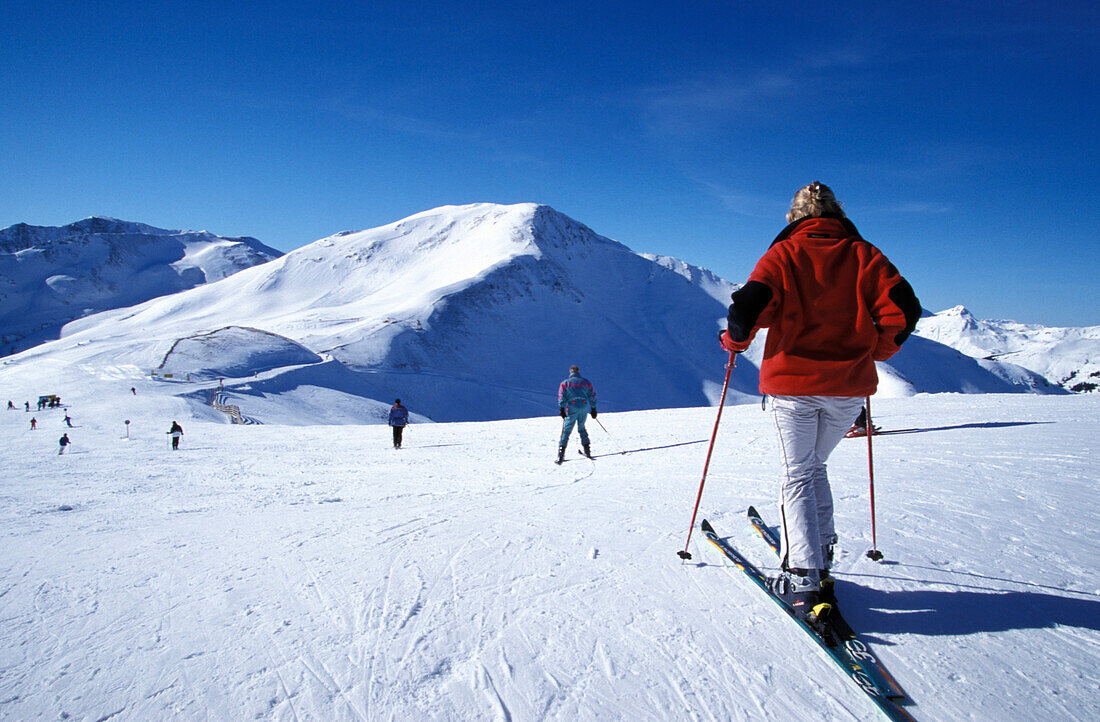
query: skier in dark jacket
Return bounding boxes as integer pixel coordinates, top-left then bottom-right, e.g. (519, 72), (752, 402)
(556, 365), (597, 464)
(719, 182), (920, 621)
(58, 433), (70, 455)
(388, 400), (409, 449)
(168, 421), (183, 450)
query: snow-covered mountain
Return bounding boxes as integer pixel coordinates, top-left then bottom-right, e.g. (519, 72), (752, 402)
(0, 217), (282, 356)
(0, 204), (1066, 424)
(915, 306), (1100, 392)
(10, 204), (755, 420)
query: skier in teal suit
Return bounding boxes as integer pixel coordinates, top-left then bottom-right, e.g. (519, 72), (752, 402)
(556, 365), (597, 464)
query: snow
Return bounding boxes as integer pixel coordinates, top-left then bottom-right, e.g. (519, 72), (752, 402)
(1, 379), (1098, 720)
(0, 218), (281, 356)
(2, 202), (1098, 718)
(157, 326), (322, 380)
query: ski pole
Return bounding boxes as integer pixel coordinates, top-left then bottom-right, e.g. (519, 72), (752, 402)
(677, 352), (736, 560)
(593, 417), (626, 455)
(865, 396), (884, 561)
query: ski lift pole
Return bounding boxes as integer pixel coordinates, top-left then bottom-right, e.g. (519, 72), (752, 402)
(677, 352), (736, 560)
(865, 396), (884, 561)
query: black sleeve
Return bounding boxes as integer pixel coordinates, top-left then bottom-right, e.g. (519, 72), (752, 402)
(727, 281), (773, 342)
(888, 279), (922, 346)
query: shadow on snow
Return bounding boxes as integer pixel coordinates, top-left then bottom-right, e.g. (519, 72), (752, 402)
(836, 578), (1100, 637)
(590, 439), (707, 458)
(875, 421), (1054, 436)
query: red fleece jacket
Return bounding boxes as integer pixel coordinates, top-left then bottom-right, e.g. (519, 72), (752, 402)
(735, 216), (915, 397)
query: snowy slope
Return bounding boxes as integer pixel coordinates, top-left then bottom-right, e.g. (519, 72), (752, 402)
(158, 326), (322, 380)
(0, 217), (282, 356)
(916, 306), (1100, 392)
(1, 380), (1097, 721)
(0, 204), (1061, 425)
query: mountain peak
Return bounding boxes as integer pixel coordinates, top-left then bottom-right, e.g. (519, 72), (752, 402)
(310, 202), (614, 276)
(939, 305), (975, 319)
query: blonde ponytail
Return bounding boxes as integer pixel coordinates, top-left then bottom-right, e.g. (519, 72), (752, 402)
(786, 182), (845, 223)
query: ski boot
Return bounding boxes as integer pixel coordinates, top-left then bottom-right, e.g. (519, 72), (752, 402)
(819, 570), (836, 604)
(819, 538), (837, 603)
(555, 446), (566, 465)
(845, 424), (880, 438)
(582, 443), (592, 459)
(768, 569), (832, 624)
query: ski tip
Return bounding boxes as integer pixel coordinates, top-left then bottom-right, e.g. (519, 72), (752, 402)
(746, 505), (759, 518)
(700, 519), (714, 533)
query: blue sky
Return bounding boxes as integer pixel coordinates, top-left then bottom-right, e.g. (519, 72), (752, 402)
(3, 1), (1097, 325)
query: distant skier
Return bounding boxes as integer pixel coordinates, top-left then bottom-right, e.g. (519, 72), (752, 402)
(131, 387), (136, 395)
(168, 421), (184, 450)
(719, 182), (921, 621)
(24, 401), (29, 412)
(63, 413), (73, 427)
(6, 400), (13, 410)
(30, 417), (37, 430)
(388, 399), (409, 449)
(556, 365), (597, 464)
(58, 433), (70, 455)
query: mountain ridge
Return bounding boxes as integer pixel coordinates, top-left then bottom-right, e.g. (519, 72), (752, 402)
(2, 203), (1076, 424)
(915, 305), (1099, 392)
(0, 217), (282, 356)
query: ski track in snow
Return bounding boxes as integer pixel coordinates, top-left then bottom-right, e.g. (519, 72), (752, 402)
(0, 392), (1098, 720)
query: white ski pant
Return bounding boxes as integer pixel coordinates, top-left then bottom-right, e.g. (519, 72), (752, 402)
(771, 395), (865, 574)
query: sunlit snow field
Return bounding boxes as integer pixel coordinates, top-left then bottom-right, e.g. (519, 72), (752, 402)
(1, 386), (1097, 721)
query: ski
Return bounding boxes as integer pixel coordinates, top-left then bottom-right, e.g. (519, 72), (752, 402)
(847, 427), (923, 438)
(872, 428), (921, 436)
(746, 506), (908, 701)
(700, 519), (916, 722)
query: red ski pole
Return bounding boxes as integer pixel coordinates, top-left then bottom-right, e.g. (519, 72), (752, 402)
(677, 352), (736, 560)
(865, 396), (884, 561)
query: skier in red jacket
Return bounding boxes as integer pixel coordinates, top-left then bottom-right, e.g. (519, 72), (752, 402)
(719, 182), (921, 620)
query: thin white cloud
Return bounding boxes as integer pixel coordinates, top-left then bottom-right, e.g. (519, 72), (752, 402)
(692, 179), (783, 219)
(317, 92), (473, 141)
(635, 51), (873, 136)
